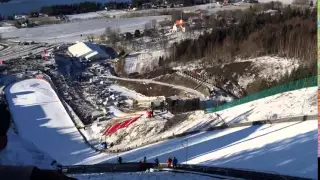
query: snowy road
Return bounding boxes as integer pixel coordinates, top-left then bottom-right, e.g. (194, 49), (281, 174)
(103, 76), (206, 99)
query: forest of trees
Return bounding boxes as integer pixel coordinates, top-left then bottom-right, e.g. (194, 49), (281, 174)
(165, 5), (316, 82)
(0, 0), (11, 3)
(40, 2), (104, 16)
(39, 1), (131, 16)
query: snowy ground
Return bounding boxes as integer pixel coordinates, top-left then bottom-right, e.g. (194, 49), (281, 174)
(0, 42), (57, 61)
(124, 50), (164, 74)
(4, 78), (316, 179)
(172, 56), (301, 96)
(0, 26), (17, 34)
(4, 78), (102, 165)
(0, 129), (54, 169)
(70, 171), (219, 180)
(94, 87), (316, 152)
(66, 12), (103, 21)
(235, 56), (299, 89)
(1, 16), (170, 43)
(109, 84), (160, 102)
(83, 120), (317, 179)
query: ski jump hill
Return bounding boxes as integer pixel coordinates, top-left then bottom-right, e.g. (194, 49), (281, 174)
(4, 78), (318, 179)
(5, 78), (103, 165)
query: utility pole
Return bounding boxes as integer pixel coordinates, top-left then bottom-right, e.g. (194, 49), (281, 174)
(181, 139), (189, 164)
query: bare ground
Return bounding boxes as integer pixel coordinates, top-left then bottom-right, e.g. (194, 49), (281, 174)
(128, 68), (176, 79)
(154, 73), (211, 97)
(204, 61), (259, 97)
(115, 79), (188, 97)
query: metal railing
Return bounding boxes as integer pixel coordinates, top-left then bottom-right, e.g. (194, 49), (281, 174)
(61, 163), (312, 180)
(206, 76), (317, 113)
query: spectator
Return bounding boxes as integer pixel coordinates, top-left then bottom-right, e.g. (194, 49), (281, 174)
(143, 156), (147, 163)
(118, 156), (122, 164)
(173, 157), (178, 168)
(138, 160), (143, 170)
(109, 142), (114, 148)
(0, 104), (76, 180)
(166, 157), (172, 168)
(154, 157), (159, 167)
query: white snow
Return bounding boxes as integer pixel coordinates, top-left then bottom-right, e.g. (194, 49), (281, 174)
(66, 12), (103, 21)
(202, 87), (317, 126)
(70, 171), (219, 180)
(1, 16), (170, 43)
(107, 105), (127, 117)
(84, 120), (317, 179)
(235, 56), (300, 89)
(109, 84), (161, 101)
(4, 78), (102, 165)
(172, 56), (300, 90)
(0, 26), (17, 34)
(4, 78), (316, 179)
(257, 0), (294, 4)
(172, 59), (208, 71)
(0, 129), (54, 169)
(98, 87), (316, 152)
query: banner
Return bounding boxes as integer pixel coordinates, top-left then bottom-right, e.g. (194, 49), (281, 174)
(103, 116), (141, 136)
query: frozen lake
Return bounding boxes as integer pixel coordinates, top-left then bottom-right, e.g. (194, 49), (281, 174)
(1, 15), (170, 43)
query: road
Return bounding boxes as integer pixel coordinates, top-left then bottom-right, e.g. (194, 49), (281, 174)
(103, 75), (207, 99)
(0, 42), (58, 61)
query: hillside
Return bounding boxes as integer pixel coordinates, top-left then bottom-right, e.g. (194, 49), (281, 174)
(99, 87), (316, 152)
(93, 120), (317, 179)
(4, 78), (316, 179)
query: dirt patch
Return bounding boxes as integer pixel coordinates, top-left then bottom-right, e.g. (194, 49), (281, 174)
(115, 79), (187, 97)
(204, 61), (257, 97)
(155, 73), (210, 97)
(29, 16), (62, 25)
(205, 61), (254, 79)
(162, 113), (191, 132)
(128, 68), (177, 79)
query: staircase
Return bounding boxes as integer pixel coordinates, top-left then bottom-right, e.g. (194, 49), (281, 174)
(177, 71), (239, 99)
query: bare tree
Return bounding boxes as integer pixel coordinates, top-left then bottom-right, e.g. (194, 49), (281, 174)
(104, 27), (120, 45)
(87, 34), (95, 42)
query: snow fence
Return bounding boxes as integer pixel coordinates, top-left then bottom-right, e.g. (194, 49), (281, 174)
(206, 76), (317, 113)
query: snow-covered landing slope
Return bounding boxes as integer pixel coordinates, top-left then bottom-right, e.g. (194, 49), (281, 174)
(84, 120), (317, 179)
(0, 129), (54, 169)
(5, 79), (104, 165)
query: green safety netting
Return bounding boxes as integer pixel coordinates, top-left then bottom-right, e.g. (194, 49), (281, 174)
(206, 76), (317, 113)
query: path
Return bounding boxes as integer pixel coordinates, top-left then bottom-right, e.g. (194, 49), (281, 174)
(103, 75), (207, 99)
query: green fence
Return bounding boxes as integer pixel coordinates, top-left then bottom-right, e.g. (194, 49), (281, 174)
(206, 76), (317, 113)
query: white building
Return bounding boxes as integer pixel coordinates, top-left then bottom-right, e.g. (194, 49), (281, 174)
(14, 15), (27, 20)
(68, 42), (116, 62)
